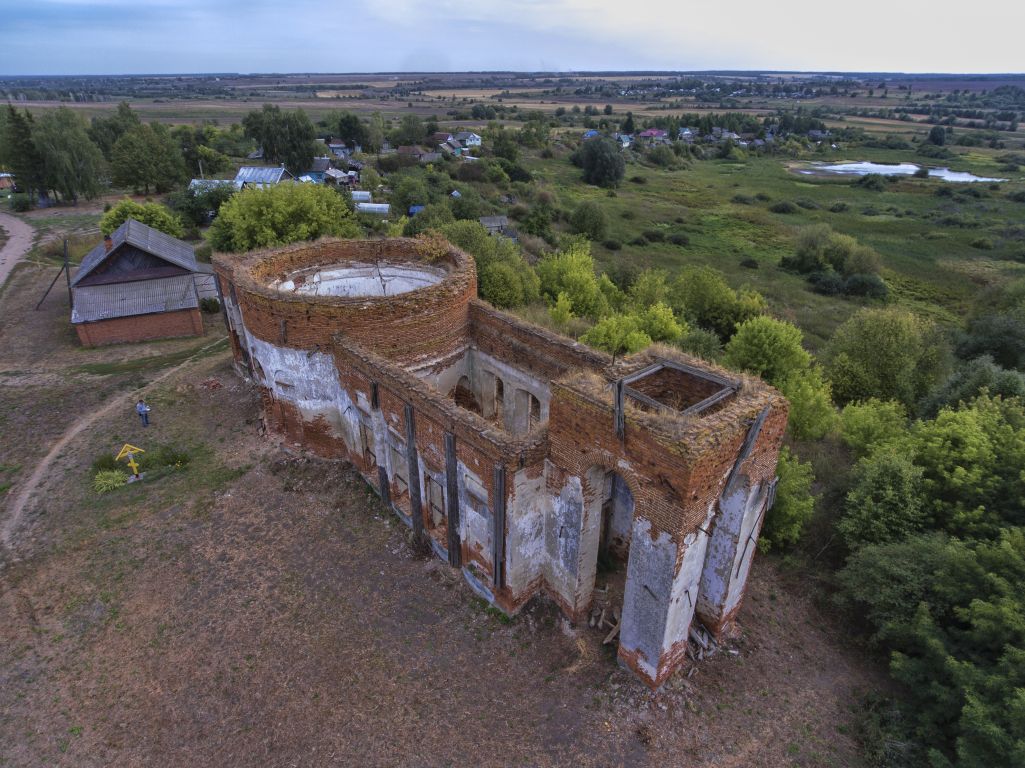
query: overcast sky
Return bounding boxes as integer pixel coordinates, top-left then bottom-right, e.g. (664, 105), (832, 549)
(3, 0), (1024, 76)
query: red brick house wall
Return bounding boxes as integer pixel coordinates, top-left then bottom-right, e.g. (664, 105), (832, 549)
(75, 308), (204, 347)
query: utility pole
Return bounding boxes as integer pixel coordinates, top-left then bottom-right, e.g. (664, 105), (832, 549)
(35, 238), (72, 311)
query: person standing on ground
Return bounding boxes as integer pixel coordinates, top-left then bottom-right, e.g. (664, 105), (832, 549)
(136, 398), (151, 427)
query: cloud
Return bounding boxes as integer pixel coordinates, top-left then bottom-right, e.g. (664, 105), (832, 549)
(1, 0), (1023, 74)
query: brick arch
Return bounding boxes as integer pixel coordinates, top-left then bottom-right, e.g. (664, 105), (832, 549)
(568, 462), (640, 618)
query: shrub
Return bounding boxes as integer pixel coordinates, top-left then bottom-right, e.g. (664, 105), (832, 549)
(828, 201), (849, 213)
(839, 399), (907, 456)
(739, 258), (759, 269)
(580, 314), (652, 358)
(91, 453), (120, 473)
(642, 229), (664, 243)
(101, 198), (184, 238)
(9, 193), (32, 212)
(779, 365), (838, 441)
(825, 308), (950, 408)
(723, 316), (810, 386)
(671, 266), (766, 341)
(536, 239), (609, 320)
(842, 273), (888, 299)
(94, 469), (128, 493)
(194, 242), (212, 264)
(809, 271), (844, 296)
(919, 356), (1025, 417)
(857, 174), (887, 191)
(755, 192), (771, 202)
(668, 233), (690, 247)
(970, 237), (994, 250)
(769, 200), (798, 214)
(569, 200), (608, 241)
(137, 445), (192, 471)
(760, 447), (816, 551)
(629, 236), (648, 246)
(629, 175), (647, 184)
(839, 450), (927, 550)
(732, 193), (754, 205)
(199, 297), (221, 313)
(676, 327), (723, 360)
(603, 239), (622, 251)
(1008, 190), (1025, 203)
(795, 198), (819, 210)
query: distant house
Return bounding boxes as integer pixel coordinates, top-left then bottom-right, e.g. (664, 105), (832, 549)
(440, 140), (464, 156)
(324, 168), (353, 186)
(303, 157), (333, 183)
(613, 133), (633, 148)
(71, 220), (205, 347)
(637, 128), (669, 144)
(479, 215), (509, 235)
(678, 127), (695, 143)
(418, 151), (442, 164)
(234, 166), (294, 188)
(455, 131), (482, 148)
(808, 129), (831, 141)
(582, 129), (601, 140)
(429, 131), (454, 146)
(0, 173), (15, 192)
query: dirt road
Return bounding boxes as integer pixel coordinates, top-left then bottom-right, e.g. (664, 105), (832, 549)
(0, 337), (228, 551)
(0, 211), (34, 294)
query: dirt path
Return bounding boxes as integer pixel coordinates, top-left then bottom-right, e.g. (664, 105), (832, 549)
(0, 337), (228, 551)
(0, 211), (35, 294)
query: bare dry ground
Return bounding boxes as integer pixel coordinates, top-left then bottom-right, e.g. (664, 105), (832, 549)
(0, 266), (884, 768)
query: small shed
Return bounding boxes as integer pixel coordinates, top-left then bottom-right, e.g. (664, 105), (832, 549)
(71, 220), (205, 347)
(479, 215), (509, 235)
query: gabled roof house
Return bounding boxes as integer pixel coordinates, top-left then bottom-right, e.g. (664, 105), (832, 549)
(71, 219), (205, 347)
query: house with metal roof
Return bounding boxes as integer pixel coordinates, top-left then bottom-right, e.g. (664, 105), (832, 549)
(233, 166), (295, 188)
(71, 219), (206, 347)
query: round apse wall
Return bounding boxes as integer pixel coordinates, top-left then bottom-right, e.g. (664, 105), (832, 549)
(271, 262), (446, 298)
(215, 237), (478, 364)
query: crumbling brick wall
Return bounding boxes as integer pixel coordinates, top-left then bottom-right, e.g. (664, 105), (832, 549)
(213, 238), (789, 689)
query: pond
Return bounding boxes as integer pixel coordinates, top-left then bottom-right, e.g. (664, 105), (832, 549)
(798, 161), (1006, 183)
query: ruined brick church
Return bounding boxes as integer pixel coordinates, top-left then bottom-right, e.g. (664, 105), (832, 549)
(213, 238), (787, 687)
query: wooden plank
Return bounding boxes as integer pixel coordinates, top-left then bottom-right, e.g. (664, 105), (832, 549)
(404, 403), (424, 539)
(444, 432), (461, 567)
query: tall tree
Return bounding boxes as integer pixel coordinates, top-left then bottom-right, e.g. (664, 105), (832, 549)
(336, 112), (368, 149)
(242, 104), (317, 174)
(365, 112), (386, 153)
(32, 107), (105, 202)
(1, 105), (44, 197)
(391, 114), (426, 147)
(88, 101), (141, 160)
(572, 137), (625, 188)
(111, 123), (186, 194)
